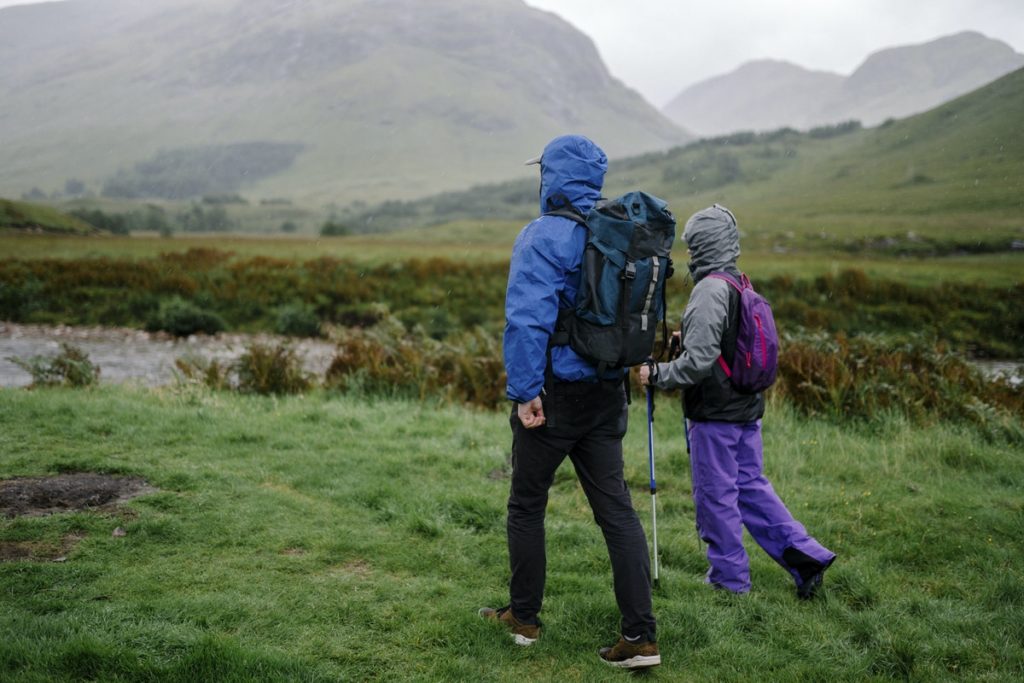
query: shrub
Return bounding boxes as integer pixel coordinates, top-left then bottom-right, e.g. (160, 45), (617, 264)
(323, 318), (1022, 428)
(234, 342), (312, 395)
(325, 316), (504, 408)
(69, 208), (130, 235)
(173, 355), (232, 391)
(8, 343), (100, 388)
(101, 142), (304, 200)
(0, 275), (42, 321)
(274, 304), (320, 337)
(320, 221), (351, 237)
(775, 332), (1023, 433)
(146, 297), (226, 337)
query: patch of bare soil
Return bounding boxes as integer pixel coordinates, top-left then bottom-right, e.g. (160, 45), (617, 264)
(0, 473), (156, 519)
(0, 532), (85, 563)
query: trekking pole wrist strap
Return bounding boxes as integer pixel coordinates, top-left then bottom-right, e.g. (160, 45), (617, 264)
(645, 358), (658, 382)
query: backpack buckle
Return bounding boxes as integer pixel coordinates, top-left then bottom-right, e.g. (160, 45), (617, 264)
(623, 261), (637, 280)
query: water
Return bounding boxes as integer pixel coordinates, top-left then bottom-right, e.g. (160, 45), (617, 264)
(972, 360), (1024, 387)
(0, 324), (337, 388)
(3, 323), (1021, 390)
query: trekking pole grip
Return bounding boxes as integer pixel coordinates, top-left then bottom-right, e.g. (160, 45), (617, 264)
(644, 358), (657, 418)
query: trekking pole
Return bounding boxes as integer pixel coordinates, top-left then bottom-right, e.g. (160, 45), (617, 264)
(645, 361), (660, 589)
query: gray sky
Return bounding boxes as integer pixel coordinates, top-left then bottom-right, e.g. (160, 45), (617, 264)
(3, 0), (1022, 106)
(526, 0), (1024, 104)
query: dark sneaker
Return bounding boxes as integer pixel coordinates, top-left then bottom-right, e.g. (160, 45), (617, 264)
(598, 636), (661, 669)
(478, 606), (540, 646)
(797, 570), (824, 600)
(796, 558), (834, 600)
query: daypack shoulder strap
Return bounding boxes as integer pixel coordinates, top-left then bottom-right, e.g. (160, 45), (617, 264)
(706, 272), (742, 376)
(706, 272), (744, 292)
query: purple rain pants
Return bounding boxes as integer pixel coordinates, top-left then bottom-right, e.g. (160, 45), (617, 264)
(687, 419), (835, 593)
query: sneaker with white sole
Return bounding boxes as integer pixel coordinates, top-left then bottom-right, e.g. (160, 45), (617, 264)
(598, 636), (661, 669)
(478, 606), (540, 646)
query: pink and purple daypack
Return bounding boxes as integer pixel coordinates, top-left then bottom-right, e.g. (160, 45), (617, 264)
(707, 272), (779, 394)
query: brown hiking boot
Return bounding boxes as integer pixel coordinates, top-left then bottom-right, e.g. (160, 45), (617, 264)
(478, 606), (540, 646)
(598, 636), (661, 669)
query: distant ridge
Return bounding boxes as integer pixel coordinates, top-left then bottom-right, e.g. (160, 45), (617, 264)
(353, 65), (1024, 239)
(663, 31), (1024, 136)
(663, 60), (844, 137)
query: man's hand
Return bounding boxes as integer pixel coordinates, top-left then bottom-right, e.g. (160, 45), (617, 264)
(639, 363), (654, 386)
(517, 396), (546, 429)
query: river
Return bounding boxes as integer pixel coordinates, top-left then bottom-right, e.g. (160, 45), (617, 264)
(1, 323), (1020, 389)
(0, 323), (337, 388)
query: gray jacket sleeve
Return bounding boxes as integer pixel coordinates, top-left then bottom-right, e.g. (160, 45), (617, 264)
(654, 277), (729, 390)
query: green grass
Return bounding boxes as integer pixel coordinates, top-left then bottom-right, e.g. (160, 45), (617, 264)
(0, 199), (96, 235)
(1, 387), (1022, 681)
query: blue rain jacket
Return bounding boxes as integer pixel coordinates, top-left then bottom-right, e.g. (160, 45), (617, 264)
(504, 135), (609, 403)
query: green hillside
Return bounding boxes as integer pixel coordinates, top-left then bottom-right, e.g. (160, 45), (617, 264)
(0, 199), (98, 235)
(357, 67), (1024, 254)
(0, 0), (686, 206)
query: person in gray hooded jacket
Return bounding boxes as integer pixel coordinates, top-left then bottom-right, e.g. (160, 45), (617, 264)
(640, 204), (835, 598)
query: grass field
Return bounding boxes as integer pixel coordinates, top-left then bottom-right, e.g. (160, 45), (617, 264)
(1, 386), (1022, 681)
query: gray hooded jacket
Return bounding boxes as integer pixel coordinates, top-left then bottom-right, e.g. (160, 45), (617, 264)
(653, 205), (764, 423)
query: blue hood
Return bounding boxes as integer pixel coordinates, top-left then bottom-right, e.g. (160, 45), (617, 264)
(538, 135), (607, 216)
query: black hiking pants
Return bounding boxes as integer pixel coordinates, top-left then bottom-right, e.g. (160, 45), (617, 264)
(506, 378), (656, 642)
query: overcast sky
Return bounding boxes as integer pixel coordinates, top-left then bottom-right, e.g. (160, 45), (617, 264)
(527, 0), (1024, 104)
(2, 0), (1022, 106)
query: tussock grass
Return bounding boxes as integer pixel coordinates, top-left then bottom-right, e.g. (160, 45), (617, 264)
(1, 387), (1022, 681)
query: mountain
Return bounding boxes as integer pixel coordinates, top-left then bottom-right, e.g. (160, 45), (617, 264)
(662, 60), (844, 136)
(0, 0), (688, 204)
(663, 31), (1024, 136)
(833, 31), (1024, 126)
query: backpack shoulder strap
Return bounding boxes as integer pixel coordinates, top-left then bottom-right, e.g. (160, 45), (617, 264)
(543, 208), (587, 225)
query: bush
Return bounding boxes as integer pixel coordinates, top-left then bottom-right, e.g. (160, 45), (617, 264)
(69, 208), (130, 235)
(320, 221), (350, 237)
(173, 355), (232, 391)
(8, 343), (100, 388)
(101, 142), (305, 200)
(274, 304), (320, 337)
(234, 342), (312, 395)
(0, 275), (42, 321)
(325, 316), (504, 408)
(146, 297), (226, 337)
(775, 332), (1024, 434)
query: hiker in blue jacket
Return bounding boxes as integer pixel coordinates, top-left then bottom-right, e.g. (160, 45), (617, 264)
(479, 135), (660, 670)
(640, 205), (835, 598)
